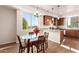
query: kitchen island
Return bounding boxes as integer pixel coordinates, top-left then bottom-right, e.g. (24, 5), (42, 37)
(48, 29), (64, 44)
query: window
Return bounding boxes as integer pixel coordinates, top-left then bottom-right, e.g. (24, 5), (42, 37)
(67, 16), (79, 28)
(22, 17), (28, 30)
(22, 12), (38, 30)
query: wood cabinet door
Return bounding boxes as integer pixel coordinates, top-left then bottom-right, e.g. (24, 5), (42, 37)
(75, 30), (79, 38)
(58, 18), (64, 26)
(43, 15), (52, 25)
(53, 17), (58, 25)
(53, 17), (64, 26)
(65, 30), (79, 38)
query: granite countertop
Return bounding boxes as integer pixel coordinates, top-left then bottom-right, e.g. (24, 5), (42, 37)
(49, 29), (64, 32)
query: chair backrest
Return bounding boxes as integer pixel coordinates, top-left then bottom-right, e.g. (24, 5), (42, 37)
(17, 35), (23, 48)
(29, 32), (34, 35)
(38, 35), (45, 44)
(44, 32), (49, 39)
(37, 35), (45, 53)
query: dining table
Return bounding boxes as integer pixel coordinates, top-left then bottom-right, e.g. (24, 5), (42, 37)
(20, 34), (39, 52)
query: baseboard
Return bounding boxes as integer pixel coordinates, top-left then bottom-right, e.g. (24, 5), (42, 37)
(0, 42), (16, 48)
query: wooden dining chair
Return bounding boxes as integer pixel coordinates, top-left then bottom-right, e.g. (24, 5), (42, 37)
(36, 35), (45, 53)
(17, 35), (31, 53)
(29, 32), (34, 35)
(30, 35), (45, 53)
(44, 32), (49, 50)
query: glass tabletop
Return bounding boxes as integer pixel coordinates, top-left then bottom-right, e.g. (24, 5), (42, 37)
(21, 34), (38, 41)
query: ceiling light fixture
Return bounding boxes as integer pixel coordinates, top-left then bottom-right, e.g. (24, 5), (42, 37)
(57, 5), (61, 20)
(34, 7), (41, 17)
(51, 8), (54, 21)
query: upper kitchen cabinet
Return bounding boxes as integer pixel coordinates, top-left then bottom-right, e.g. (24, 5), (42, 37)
(53, 17), (58, 25)
(43, 15), (64, 26)
(43, 15), (53, 25)
(58, 18), (64, 26)
(53, 17), (64, 26)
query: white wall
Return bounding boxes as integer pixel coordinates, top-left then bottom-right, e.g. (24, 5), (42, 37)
(0, 6), (16, 45)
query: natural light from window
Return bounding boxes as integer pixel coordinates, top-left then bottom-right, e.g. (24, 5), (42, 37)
(22, 12), (38, 30)
(67, 16), (79, 28)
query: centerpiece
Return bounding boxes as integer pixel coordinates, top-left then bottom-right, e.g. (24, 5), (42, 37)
(33, 26), (40, 36)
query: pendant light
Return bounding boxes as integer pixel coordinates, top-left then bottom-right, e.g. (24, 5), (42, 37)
(57, 5), (60, 20)
(34, 7), (41, 17)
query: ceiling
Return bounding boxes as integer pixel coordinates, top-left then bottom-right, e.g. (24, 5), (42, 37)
(6, 5), (79, 17)
(32, 5), (79, 16)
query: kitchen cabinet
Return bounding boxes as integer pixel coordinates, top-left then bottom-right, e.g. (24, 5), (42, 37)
(53, 17), (58, 25)
(58, 18), (64, 25)
(65, 30), (79, 38)
(43, 15), (52, 25)
(53, 17), (64, 26)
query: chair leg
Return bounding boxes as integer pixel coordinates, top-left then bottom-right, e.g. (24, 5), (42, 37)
(23, 48), (25, 53)
(19, 47), (21, 53)
(20, 49), (22, 53)
(31, 46), (33, 53)
(19, 47), (24, 53)
(27, 46), (30, 53)
(41, 44), (43, 51)
(46, 41), (48, 48)
(45, 43), (47, 49)
(45, 41), (48, 50)
(27, 39), (30, 53)
(43, 43), (45, 53)
(37, 46), (39, 53)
